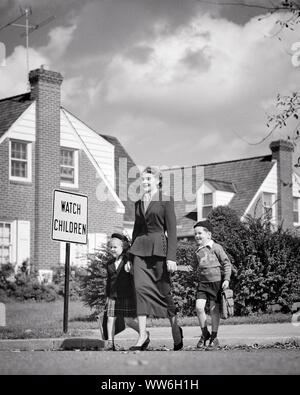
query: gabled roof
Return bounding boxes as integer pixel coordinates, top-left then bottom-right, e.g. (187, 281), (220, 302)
(0, 92), (136, 222)
(0, 93), (34, 139)
(162, 155), (275, 237)
(205, 155), (274, 217)
(205, 179), (237, 193)
(100, 134), (136, 222)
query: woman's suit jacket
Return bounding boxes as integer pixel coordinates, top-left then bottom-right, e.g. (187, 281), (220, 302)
(129, 193), (177, 262)
(106, 254), (135, 299)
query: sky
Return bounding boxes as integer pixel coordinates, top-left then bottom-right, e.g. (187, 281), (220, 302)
(0, 0), (300, 171)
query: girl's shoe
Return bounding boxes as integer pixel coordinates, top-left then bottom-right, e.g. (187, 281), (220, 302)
(196, 331), (211, 349)
(129, 331), (150, 351)
(205, 337), (220, 351)
(173, 326), (184, 351)
(105, 340), (115, 351)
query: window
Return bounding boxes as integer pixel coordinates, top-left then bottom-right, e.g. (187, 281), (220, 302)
(9, 140), (32, 182)
(0, 222), (10, 265)
(202, 193), (213, 219)
(262, 192), (275, 221)
(294, 198), (300, 224)
(60, 148), (78, 188)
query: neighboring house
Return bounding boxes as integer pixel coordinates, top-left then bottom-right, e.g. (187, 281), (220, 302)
(161, 140), (300, 239)
(0, 67), (136, 277)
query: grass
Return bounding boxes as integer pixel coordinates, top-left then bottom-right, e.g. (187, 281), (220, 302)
(0, 300), (293, 339)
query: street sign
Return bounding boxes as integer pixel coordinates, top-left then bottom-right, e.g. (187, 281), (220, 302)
(52, 189), (88, 244)
(52, 189), (88, 333)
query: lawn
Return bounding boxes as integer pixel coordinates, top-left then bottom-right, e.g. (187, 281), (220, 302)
(0, 300), (293, 339)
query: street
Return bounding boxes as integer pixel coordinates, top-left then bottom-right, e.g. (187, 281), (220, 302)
(0, 349), (299, 375)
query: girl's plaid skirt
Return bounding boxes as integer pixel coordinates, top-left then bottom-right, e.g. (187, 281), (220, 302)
(106, 297), (136, 318)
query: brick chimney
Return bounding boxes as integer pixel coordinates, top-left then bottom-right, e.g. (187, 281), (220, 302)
(29, 66), (63, 272)
(269, 139), (294, 230)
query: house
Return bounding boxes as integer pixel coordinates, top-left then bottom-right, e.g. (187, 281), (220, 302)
(1, 67), (299, 281)
(161, 140), (300, 239)
(0, 66), (136, 278)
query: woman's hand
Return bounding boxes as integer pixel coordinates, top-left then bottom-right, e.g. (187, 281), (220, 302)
(222, 280), (229, 290)
(167, 260), (177, 273)
(124, 261), (133, 274)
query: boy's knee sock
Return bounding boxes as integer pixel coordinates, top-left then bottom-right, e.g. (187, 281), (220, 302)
(201, 326), (210, 337)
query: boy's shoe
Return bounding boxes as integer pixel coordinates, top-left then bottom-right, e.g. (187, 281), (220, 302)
(205, 338), (220, 351)
(196, 331), (211, 349)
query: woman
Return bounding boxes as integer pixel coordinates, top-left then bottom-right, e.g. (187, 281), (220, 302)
(127, 166), (183, 351)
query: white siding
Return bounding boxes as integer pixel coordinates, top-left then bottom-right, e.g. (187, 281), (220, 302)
(88, 233), (107, 254)
(60, 110), (82, 149)
(215, 191), (234, 206)
(8, 103), (36, 142)
(62, 110), (115, 188)
(293, 173), (300, 198)
(196, 182), (215, 220)
(243, 163), (277, 219)
(60, 242), (88, 267)
(259, 163), (277, 194)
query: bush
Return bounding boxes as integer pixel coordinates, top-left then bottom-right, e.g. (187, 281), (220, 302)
(80, 249), (110, 314)
(208, 207), (300, 315)
(172, 241), (198, 316)
(52, 265), (84, 301)
(0, 261), (60, 302)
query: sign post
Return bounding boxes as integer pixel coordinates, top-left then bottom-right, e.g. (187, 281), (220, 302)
(52, 190), (88, 334)
(63, 242), (70, 333)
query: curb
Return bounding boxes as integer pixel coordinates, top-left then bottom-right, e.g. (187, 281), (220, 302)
(0, 336), (298, 351)
(0, 338), (105, 351)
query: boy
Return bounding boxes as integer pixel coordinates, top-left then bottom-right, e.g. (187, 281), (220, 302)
(188, 220), (231, 350)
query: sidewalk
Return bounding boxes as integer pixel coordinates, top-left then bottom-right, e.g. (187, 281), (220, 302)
(0, 323), (299, 351)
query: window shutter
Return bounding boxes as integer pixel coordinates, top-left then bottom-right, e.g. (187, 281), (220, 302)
(17, 220), (30, 266)
(10, 221), (17, 265)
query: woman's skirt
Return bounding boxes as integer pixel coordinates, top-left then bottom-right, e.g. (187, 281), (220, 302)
(106, 297), (136, 318)
(133, 255), (177, 318)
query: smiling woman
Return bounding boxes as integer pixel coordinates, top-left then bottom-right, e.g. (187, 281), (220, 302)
(128, 166), (183, 351)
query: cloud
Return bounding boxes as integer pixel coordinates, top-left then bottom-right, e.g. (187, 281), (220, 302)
(76, 11), (300, 166)
(1, 2), (300, 169)
(0, 45), (48, 97)
(39, 23), (77, 61)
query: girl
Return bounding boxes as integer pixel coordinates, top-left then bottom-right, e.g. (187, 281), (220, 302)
(104, 233), (139, 351)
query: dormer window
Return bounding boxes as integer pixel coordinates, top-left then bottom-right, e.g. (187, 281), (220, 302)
(202, 193), (213, 219)
(197, 179), (236, 221)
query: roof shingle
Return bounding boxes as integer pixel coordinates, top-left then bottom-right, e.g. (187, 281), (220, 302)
(0, 93), (34, 139)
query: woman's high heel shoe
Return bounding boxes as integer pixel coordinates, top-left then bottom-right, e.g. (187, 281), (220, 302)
(129, 331), (150, 351)
(173, 326), (183, 351)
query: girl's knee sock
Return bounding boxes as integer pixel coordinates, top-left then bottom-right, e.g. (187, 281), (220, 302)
(210, 331), (218, 341)
(201, 326), (210, 337)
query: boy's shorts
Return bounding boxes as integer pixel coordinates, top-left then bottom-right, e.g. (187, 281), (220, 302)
(196, 281), (222, 303)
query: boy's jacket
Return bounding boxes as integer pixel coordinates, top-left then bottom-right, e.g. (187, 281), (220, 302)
(193, 242), (231, 283)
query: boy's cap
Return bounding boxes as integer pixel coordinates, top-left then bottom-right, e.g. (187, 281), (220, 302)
(193, 220), (213, 233)
(111, 233), (128, 242)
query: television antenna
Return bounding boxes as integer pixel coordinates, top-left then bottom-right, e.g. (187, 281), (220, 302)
(0, 7), (55, 90)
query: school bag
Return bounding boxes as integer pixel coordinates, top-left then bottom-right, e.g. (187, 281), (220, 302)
(220, 288), (234, 319)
